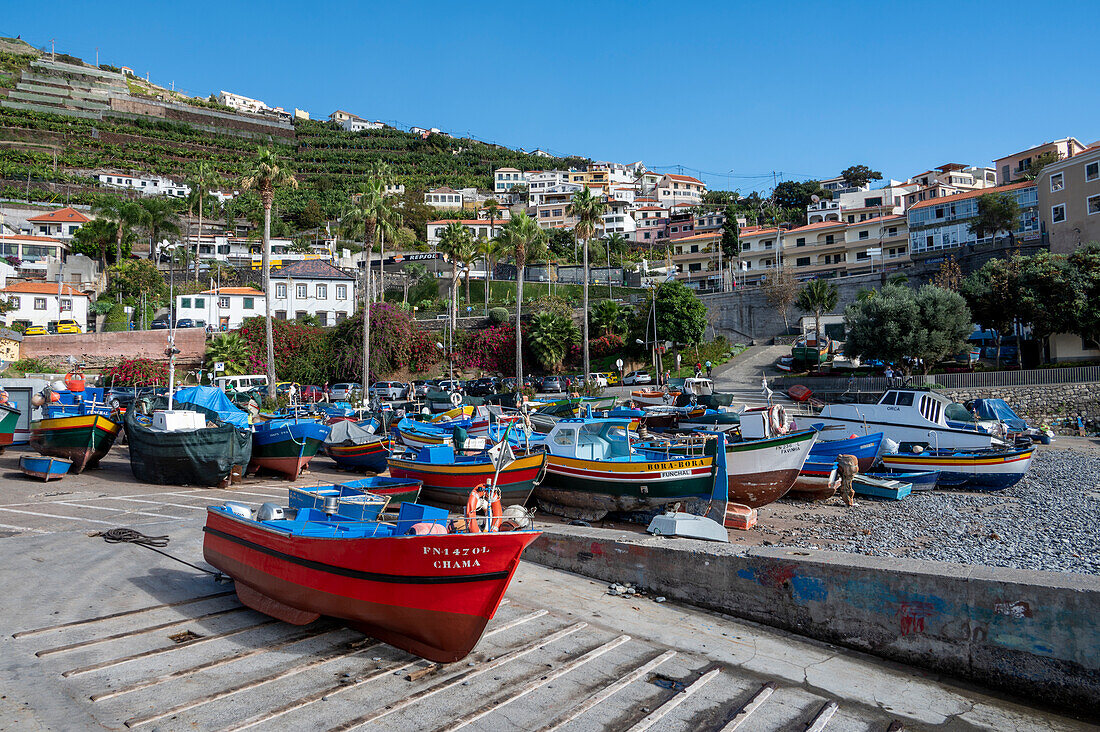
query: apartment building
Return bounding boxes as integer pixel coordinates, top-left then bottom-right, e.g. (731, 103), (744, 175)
(525, 171), (571, 205)
(602, 200), (635, 237)
(219, 91), (290, 119)
(424, 187), (464, 209)
(633, 207), (668, 245)
(994, 138), (1090, 184)
(668, 210), (696, 240)
(781, 220), (849, 278)
(818, 175), (868, 197)
(0, 233), (68, 274)
(97, 173), (191, 198)
(671, 231), (721, 292)
(269, 260), (356, 326)
(175, 287), (265, 330)
(737, 226), (782, 276)
(1037, 144), (1100, 254)
(906, 181), (1040, 256)
(841, 215), (909, 274)
(328, 110), (384, 132)
(494, 168), (525, 194)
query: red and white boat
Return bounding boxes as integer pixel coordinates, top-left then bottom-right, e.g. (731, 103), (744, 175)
(203, 497), (540, 662)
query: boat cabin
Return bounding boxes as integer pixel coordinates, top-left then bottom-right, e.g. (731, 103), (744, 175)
(682, 378), (713, 396)
(544, 418), (634, 460)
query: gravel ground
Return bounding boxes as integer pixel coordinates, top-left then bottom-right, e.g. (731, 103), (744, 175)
(757, 448), (1100, 575)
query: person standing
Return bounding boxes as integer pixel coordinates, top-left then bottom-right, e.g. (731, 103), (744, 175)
(705, 360), (712, 377)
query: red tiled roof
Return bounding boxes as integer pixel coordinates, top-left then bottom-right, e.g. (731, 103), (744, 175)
(848, 215), (906, 228)
(907, 181), (1033, 211)
(198, 287), (265, 296)
(0, 234), (63, 243)
(675, 231), (721, 242)
(786, 220), (849, 234)
(26, 207), (90, 224)
(1, 282), (85, 296)
(662, 174), (704, 185)
(428, 219), (501, 226)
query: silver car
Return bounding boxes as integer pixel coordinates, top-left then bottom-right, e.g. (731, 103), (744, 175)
(622, 370), (653, 386)
(329, 382), (362, 400)
(370, 381), (408, 400)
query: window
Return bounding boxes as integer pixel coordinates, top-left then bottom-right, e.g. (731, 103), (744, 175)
(317, 311), (328, 326)
(796, 237), (805, 247)
(1052, 204), (1067, 224)
(824, 235), (834, 245)
(243, 297), (254, 310)
(275, 310), (287, 320)
(336, 311), (347, 322)
(1087, 162), (1100, 182)
(1089, 194), (1100, 216)
(219, 297), (230, 308)
(934, 208), (944, 218)
(181, 297), (191, 308)
(796, 256), (810, 267)
(276, 283), (287, 298)
(34, 297), (46, 310)
(888, 227), (898, 236)
(1051, 173), (1064, 192)
(336, 284), (347, 300)
(896, 392), (914, 407)
(195, 297), (204, 308)
(60, 298), (71, 311)
(295, 310), (307, 320)
(864, 197), (882, 207)
(8, 296), (18, 308)
(296, 284), (307, 298)
(316, 284), (327, 299)
(856, 251), (869, 260)
(858, 230), (869, 240)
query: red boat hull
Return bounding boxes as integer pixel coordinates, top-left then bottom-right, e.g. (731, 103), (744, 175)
(202, 509), (539, 662)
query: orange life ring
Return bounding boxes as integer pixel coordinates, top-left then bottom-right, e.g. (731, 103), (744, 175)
(463, 483), (503, 533)
(64, 371), (86, 392)
(0, 390), (8, 404)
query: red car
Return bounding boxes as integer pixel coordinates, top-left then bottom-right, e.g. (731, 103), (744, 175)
(299, 385), (324, 403)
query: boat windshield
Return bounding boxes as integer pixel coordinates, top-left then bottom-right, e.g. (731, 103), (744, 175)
(944, 403), (976, 423)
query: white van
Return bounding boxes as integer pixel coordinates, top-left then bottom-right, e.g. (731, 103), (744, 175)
(214, 374), (269, 392)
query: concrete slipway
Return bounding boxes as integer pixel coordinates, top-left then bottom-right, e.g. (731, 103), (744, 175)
(0, 456), (1094, 730)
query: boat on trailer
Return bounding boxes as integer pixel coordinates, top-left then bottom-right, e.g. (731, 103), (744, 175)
(203, 498), (540, 663)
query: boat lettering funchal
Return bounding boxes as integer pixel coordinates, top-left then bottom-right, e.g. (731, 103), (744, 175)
(1, 16), (1093, 727)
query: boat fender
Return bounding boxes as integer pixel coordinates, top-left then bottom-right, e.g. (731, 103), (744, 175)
(464, 483), (503, 533)
(64, 371), (86, 392)
(769, 405), (789, 435)
(409, 522), (448, 535)
(450, 391), (463, 407)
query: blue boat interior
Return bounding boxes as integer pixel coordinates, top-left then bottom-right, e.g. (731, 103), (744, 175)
(218, 501), (451, 538)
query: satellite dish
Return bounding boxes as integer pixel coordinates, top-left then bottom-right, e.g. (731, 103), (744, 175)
(811, 195), (820, 203)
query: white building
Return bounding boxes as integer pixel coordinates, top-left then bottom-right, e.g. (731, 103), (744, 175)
(25, 207), (90, 240)
(494, 168), (526, 195)
(175, 287), (265, 330)
(269, 260), (357, 326)
(426, 219), (503, 246)
(655, 174), (706, 205)
(0, 233), (69, 273)
(602, 200), (636, 237)
(219, 91), (270, 115)
(329, 109), (384, 133)
(97, 173), (191, 198)
(424, 187), (464, 209)
(1, 282), (89, 331)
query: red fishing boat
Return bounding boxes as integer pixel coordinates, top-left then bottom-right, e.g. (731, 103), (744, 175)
(203, 499), (540, 662)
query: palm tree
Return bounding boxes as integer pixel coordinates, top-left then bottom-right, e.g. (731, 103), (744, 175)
(137, 197), (180, 257)
(795, 279), (839, 355)
(568, 186), (607, 380)
(437, 221), (473, 331)
(70, 217), (118, 271)
(590, 299), (625, 337)
(205, 332), (249, 376)
(498, 212), (546, 383)
(240, 146), (297, 399)
(187, 162), (224, 283)
(93, 195), (151, 266)
(478, 236), (504, 311)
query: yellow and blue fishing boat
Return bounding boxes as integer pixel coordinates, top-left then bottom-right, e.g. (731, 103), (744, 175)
(30, 388), (120, 474)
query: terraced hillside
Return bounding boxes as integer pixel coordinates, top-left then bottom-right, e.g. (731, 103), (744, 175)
(0, 40), (583, 217)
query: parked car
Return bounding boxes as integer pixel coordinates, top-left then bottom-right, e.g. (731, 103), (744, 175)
(151, 318), (170, 330)
(467, 377), (500, 396)
(412, 379), (436, 397)
(299, 385), (324, 403)
(175, 319), (207, 329)
(500, 377), (518, 391)
(329, 382), (362, 400)
(523, 375), (540, 389)
(541, 376), (565, 393)
(370, 381), (408, 400)
(275, 382), (302, 398)
(623, 370), (652, 386)
(106, 386), (166, 410)
(436, 380), (462, 393)
(54, 319), (82, 334)
(603, 372), (622, 386)
(23, 325), (47, 336)
(587, 373), (609, 388)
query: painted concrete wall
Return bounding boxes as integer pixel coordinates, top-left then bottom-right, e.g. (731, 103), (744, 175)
(20, 328), (207, 365)
(527, 525), (1100, 716)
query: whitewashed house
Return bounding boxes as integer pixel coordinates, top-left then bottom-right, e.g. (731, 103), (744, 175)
(1, 282), (89, 331)
(426, 219), (503, 246)
(269, 260), (357, 326)
(96, 173), (191, 198)
(175, 287), (265, 330)
(424, 187), (464, 209)
(25, 208), (89, 240)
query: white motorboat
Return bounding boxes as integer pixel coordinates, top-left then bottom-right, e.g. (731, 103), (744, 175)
(811, 388), (1005, 450)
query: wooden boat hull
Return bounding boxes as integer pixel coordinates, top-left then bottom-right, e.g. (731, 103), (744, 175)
(202, 508), (539, 662)
(387, 451), (546, 510)
(250, 420), (330, 480)
(725, 429), (816, 508)
(0, 403), (19, 448)
(327, 437), (393, 472)
(788, 460), (837, 501)
(395, 424), (452, 451)
(30, 414), (120, 474)
(536, 451), (716, 519)
(809, 432), (884, 472)
(865, 470), (939, 491)
(879, 449), (1032, 490)
(852, 475), (912, 500)
(19, 455), (72, 481)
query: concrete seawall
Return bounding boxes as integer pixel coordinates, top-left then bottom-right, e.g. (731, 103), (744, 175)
(527, 525), (1100, 716)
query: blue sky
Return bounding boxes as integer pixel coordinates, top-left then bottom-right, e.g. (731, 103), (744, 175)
(5, 1), (1099, 191)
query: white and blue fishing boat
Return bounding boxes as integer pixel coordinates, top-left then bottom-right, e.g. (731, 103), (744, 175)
(879, 447), (1033, 490)
(864, 470), (939, 491)
(289, 483), (391, 521)
(250, 416), (331, 480)
(788, 460), (838, 500)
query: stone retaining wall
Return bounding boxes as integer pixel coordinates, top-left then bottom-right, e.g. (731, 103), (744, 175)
(942, 382), (1100, 425)
(20, 328), (206, 368)
(528, 525), (1100, 716)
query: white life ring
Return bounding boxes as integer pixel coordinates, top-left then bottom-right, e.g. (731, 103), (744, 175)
(449, 391), (463, 407)
(768, 405), (789, 435)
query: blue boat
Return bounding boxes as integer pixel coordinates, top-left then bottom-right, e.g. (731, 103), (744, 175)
(865, 470), (939, 491)
(314, 401), (360, 420)
(809, 431), (884, 472)
(852, 474), (912, 500)
(19, 455), (72, 481)
(325, 420), (393, 472)
(289, 483), (391, 521)
(250, 417), (332, 480)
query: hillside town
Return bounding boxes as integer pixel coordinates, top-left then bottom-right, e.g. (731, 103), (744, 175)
(1, 17), (1099, 732)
